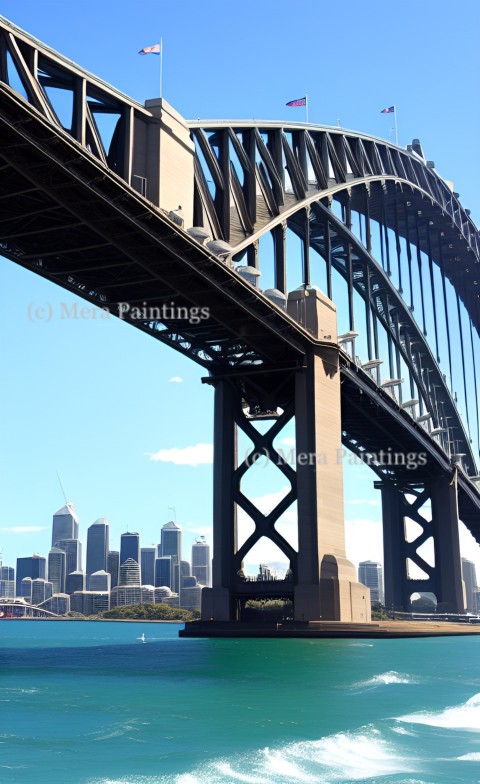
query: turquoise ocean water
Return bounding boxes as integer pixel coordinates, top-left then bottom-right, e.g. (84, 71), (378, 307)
(1, 621), (480, 783)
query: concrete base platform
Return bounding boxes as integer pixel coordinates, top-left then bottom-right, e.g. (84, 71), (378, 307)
(179, 619), (480, 639)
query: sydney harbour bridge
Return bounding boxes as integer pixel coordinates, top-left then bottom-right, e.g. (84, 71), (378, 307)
(0, 16), (479, 625)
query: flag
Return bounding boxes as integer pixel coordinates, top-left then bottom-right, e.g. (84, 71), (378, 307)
(138, 43), (161, 55)
(286, 97), (306, 107)
(381, 106), (395, 114)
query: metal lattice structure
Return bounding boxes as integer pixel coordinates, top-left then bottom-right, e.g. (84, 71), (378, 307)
(0, 15), (479, 615)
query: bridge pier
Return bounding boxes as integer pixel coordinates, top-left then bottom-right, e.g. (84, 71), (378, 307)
(202, 288), (371, 623)
(377, 475), (466, 613)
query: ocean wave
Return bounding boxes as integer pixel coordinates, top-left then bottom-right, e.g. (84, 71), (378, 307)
(88, 726), (416, 784)
(457, 751), (480, 760)
(397, 693), (480, 732)
(353, 670), (417, 688)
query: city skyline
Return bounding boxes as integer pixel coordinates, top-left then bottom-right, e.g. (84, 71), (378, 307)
(0, 499), (213, 615)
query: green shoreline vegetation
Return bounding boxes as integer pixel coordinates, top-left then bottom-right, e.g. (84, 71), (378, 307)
(67, 602), (201, 622)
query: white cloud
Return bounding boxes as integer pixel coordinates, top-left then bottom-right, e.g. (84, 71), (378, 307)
(148, 443), (213, 466)
(279, 437), (295, 447)
(1, 526), (47, 534)
(345, 517), (383, 569)
(169, 376), (183, 383)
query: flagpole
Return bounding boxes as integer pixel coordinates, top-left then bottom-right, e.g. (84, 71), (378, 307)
(394, 104), (398, 147)
(159, 37), (163, 99)
(305, 92), (309, 124)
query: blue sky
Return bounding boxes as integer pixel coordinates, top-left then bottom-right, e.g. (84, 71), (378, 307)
(0, 0), (479, 582)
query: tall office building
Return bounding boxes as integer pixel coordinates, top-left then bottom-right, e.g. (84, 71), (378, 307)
(107, 550), (120, 589)
(119, 558), (141, 586)
(48, 547), (66, 595)
(16, 555), (46, 596)
(52, 502), (79, 546)
(20, 576), (33, 601)
(65, 570), (85, 595)
(86, 518), (109, 575)
(191, 536), (211, 587)
(56, 539), (82, 576)
(160, 521), (181, 559)
(141, 547), (156, 586)
(120, 532), (140, 567)
(0, 565), (15, 598)
(461, 558), (478, 613)
(160, 521), (181, 592)
(31, 578), (53, 605)
(155, 556), (172, 588)
(358, 561), (384, 605)
(87, 570), (111, 592)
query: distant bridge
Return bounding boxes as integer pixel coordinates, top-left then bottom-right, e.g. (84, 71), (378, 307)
(0, 599), (61, 618)
(0, 15), (479, 621)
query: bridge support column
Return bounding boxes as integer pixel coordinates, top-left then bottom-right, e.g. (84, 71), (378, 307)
(378, 482), (409, 612)
(201, 380), (237, 621)
(377, 474), (466, 613)
(290, 289), (370, 622)
(431, 475), (466, 612)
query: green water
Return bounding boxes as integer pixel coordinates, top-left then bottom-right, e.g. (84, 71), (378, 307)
(1, 620), (480, 783)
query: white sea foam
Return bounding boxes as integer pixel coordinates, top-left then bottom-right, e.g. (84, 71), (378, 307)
(88, 727), (417, 784)
(348, 643), (374, 647)
(457, 751), (480, 760)
(354, 670), (416, 688)
(398, 693), (480, 732)
(392, 726), (417, 736)
(195, 727), (413, 783)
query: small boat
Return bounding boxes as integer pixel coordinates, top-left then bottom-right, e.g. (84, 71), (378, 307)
(138, 633), (146, 643)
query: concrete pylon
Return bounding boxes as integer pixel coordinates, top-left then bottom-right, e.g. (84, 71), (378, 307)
(288, 288), (370, 622)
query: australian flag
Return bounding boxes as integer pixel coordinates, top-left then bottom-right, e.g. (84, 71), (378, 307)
(381, 106), (395, 114)
(286, 97), (306, 107)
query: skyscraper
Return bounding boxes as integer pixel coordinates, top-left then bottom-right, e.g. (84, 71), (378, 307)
(52, 503), (79, 546)
(120, 532), (140, 567)
(119, 558), (141, 586)
(155, 556), (172, 588)
(161, 521), (181, 559)
(86, 519), (109, 575)
(48, 547), (66, 595)
(31, 578), (53, 605)
(461, 558), (478, 613)
(141, 547), (156, 586)
(160, 521), (181, 592)
(55, 539), (82, 576)
(20, 576), (33, 601)
(65, 570), (85, 595)
(87, 570), (111, 592)
(16, 555), (46, 596)
(0, 565), (15, 598)
(191, 536), (211, 587)
(107, 550), (120, 589)
(358, 561), (384, 605)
